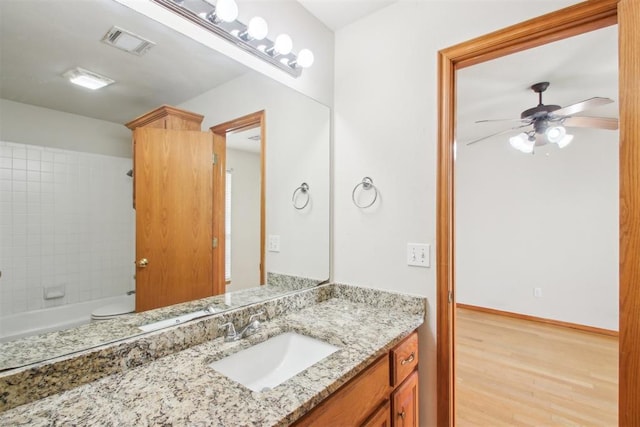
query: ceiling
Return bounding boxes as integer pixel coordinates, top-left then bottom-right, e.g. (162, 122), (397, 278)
(457, 25), (618, 148)
(297, 0), (396, 31)
(0, 0), (618, 134)
(0, 0), (249, 124)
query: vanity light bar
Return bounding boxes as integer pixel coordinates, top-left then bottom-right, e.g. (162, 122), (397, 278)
(150, 0), (312, 78)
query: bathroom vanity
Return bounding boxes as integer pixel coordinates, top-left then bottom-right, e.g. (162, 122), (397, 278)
(0, 284), (425, 426)
(294, 331), (419, 426)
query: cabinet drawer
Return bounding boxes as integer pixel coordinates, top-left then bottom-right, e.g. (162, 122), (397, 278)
(294, 355), (391, 426)
(390, 332), (418, 387)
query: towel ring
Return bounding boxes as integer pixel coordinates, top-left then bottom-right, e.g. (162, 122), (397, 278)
(292, 182), (310, 210)
(352, 177), (378, 208)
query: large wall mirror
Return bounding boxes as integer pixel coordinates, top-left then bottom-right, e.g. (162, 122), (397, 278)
(0, 0), (330, 369)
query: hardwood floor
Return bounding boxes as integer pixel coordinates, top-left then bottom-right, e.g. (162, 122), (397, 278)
(455, 308), (618, 426)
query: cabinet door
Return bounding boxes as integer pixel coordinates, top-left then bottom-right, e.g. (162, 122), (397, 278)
(363, 400), (391, 427)
(392, 370), (419, 427)
(134, 127), (215, 312)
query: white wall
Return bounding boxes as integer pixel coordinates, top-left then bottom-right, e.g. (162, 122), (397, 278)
(0, 140), (135, 317)
(115, 0), (335, 107)
(333, 1), (580, 425)
(180, 72), (331, 282)
(226, 148), (261, 292)
(0, 100), (134, 318)
(456, 128), (619, 330)
(0, 99), (131, 158)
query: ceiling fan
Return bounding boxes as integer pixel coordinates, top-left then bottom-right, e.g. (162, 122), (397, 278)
(467, 81), (619, 153)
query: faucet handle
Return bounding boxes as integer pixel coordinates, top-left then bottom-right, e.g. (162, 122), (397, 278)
(249, 311), (266, 323)
(219, 322), (237, 338)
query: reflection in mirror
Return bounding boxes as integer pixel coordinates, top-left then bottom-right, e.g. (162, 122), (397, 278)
(0, 0), (329, 370)
(454, 25), (618, 423)
(226, 126), (264, 292)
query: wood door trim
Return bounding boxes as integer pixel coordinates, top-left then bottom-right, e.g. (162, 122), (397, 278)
(436, 0), (640, 425)
(456, 304), (619, 338)
(210, 111), (266, 288)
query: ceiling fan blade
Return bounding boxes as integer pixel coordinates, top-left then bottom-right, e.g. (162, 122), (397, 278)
(553, 97), (613, 117)
(563, 116), (619, 130)
(465, 124), (531, 146)
(475, 118), (527, 123)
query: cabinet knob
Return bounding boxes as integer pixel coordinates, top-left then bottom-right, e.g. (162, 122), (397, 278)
(398, 409), (406, 420)
(137, 258), (149, 268)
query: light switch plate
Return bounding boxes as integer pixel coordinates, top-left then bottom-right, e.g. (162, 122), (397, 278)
(268, 235), (280, 252)
(407, 243), (430, 267)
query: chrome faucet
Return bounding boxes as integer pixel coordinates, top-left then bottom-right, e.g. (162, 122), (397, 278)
(219, 311), (265, 342)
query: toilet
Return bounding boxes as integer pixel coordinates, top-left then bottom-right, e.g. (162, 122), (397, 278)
(91, 293), (136, 321)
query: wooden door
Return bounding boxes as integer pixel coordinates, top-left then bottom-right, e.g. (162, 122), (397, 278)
(392, 371), (419, 427)
(134, 127), (215, 312)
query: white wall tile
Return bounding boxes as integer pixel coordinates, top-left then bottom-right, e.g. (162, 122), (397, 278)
(1, 140), (134, 318)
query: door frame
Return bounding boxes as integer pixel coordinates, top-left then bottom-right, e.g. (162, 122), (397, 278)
(436, 0), (640, 425)
(210, 110), (266, 291)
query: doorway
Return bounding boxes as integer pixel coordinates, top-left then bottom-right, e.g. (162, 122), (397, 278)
(435, 0), (640, 425)
(210, 111), (266, 290)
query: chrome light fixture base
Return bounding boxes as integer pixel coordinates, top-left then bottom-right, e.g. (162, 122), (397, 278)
(151, 0), (306, 77)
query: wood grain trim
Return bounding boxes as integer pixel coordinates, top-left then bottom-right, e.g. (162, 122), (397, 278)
(436, 1), (628, 426)
(456, 304), (618, 337)
(210, 110), (264, 134)
(436, 42), (457, 427)
(124, 105), (204, 130)
(210, 111), (266, 286)
(442, 0), (618, 69)
(212, 133), (226, 295)
(618, 0), (640, 424)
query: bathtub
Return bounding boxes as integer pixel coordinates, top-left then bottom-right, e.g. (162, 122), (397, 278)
(0, 294), (133, 343)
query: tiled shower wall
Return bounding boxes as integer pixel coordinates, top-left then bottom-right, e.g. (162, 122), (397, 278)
(0, 141), (135, 316)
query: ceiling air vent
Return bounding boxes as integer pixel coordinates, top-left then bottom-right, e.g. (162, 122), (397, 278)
(101, 26), (155, 56)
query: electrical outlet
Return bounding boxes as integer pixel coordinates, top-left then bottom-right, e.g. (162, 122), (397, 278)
(268, 235), (280, 252)
(407, 243), (430, 267)
(534, 287), (542, 298)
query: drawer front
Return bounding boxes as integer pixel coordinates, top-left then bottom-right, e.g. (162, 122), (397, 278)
(294, 355), (391, 426)
(391, 332), (419, 386)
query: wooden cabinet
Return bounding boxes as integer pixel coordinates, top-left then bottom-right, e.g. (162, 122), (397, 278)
(363, 400), (391, 427)
(125, 106), (224, 312)
(392, 371), (419, 427)
(294, 331), (419, 427)
(294, 356), (391, 427)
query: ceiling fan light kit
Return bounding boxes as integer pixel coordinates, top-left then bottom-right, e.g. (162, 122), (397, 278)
(468, 81), (618, 154)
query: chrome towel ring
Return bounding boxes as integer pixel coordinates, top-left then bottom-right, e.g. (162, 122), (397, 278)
(352, 177), (378, 208)
(292, 182), (310, 210)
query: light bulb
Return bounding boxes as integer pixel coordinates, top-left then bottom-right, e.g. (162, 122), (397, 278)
(247, 17), (268, 40)
(296, 49), (314, 68)
(216, 0), (238, 22)
(545, 125), (566, 143)
(274, 34), (293, 55)
(557, 134), (574, 148)
(509, 133), (534, 154)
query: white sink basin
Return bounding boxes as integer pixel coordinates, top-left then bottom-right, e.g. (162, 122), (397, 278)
(209, 332), (339, 392)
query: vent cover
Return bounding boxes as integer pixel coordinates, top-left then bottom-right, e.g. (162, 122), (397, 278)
(101, 26), (155, 56)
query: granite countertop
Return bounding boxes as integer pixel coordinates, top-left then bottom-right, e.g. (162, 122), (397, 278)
(0, 282), (317, 370)
(0, 290), (424, 426)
